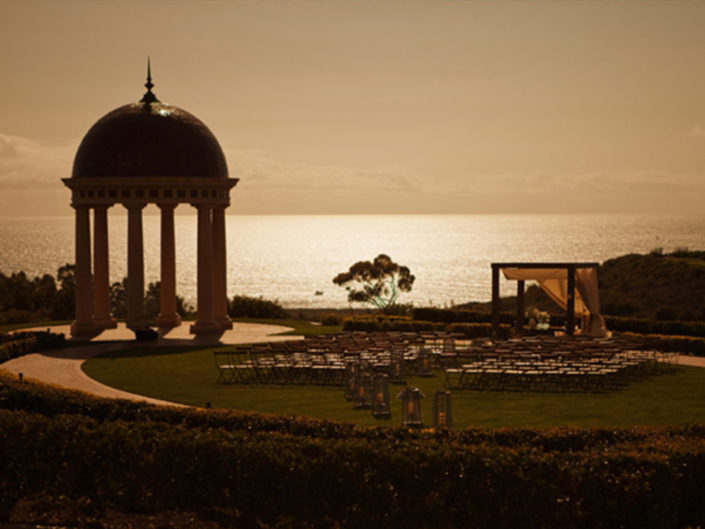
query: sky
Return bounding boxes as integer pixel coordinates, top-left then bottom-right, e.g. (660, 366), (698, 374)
(1, 0), (705, 216)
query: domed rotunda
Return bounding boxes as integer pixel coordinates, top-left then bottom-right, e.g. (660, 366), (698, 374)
(63, 63), (238, 339)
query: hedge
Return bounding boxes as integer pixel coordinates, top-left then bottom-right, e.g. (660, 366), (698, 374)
(0, 330), (66, 363)
(342, 315), (445, 333)
(604, 316), (705, 337)
(624, 332), (705, 357)
(1, 410), (705, 528)
(413, 307), (705, 338)
(342, 316), (512, 339)
(413, 307), (513, 325)
(2, 373), (705, 528)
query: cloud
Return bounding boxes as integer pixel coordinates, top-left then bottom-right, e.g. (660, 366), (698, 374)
(0, 133), (76, 190)
(439, 170), (705, 214)
(224, 148), (422, 194)
(2, 133), (704, 216)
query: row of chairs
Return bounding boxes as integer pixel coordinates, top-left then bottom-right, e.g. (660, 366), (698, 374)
(444, 350), (679, 392)
(214, 345), (439, 386)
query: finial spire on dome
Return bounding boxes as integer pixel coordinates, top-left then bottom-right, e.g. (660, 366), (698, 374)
(140, 57), (159, 104)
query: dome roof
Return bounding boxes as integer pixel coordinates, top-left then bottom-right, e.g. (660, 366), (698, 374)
(72, 100), (228, 179)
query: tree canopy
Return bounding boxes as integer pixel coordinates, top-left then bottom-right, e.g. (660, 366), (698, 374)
(0, 264), (75, 324)
(332, 254), (415, 311)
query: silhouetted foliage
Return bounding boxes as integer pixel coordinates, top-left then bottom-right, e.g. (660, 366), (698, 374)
(228, 295), (288, 319)
(333, 254), (415, 312)
(0, 264), (74, 323)
(110, 279), (192, 322)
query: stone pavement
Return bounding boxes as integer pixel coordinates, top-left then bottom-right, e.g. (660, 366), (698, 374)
(1, 322), (300, 406)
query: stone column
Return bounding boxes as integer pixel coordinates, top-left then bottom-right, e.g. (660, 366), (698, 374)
(212, 205), (232, 330)
(155, 203), (182, 329)
(70, 204), (96, 338)
(92, 206), (117, 329)
(190, 204), (220, 336)
(126, 203), (148, 331)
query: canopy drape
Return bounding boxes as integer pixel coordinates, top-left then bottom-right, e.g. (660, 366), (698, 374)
(501, 266), (607, 337)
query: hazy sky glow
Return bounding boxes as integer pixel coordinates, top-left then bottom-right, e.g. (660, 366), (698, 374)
(2, 0), (705, 216)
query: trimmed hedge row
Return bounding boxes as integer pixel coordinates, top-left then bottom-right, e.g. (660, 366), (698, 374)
(1, 409), (705, 529)
(604, 316), (705, 337)
(413, 307), (514, 325)
(342, 316), (512, 339)
(0, 330), (66, 363)
(343, 315), (444, 333)
(2, 374), (705, 527)
(414, 307), (705, 338)
(630, 332), (705, 357)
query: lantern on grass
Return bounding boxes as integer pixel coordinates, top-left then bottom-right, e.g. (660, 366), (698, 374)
(371, 373), (391, 419)
(432, 390), (453, 429)
(389, 347), (406, 384)
(417, 348), (434, 377)
(344, 362), (358, 401)
(353, 371), (373, 409)
(396, 386), (425, 427)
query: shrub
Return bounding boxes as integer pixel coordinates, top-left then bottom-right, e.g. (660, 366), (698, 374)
(604, 317), (705, 338)
(446, 322), (511, 339)
(320, 314), (341, 326)
(413, 307), (514, 324)
(3, 373), (705, 528)
(228, 295), (289, 319)
(0, 331), (66, 363)
(342, 315), (441, 333)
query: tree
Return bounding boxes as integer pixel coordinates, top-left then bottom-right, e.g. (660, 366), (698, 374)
(52, 264), (75, 319)
(110, 278), (192, 322)
(332, 254), (415, 312)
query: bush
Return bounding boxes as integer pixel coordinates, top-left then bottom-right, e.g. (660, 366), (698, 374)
(605, 317), (705, 338)
(1, 372), (705, 529)
(412, 307), (516, 325)
(624, 332), (705, 356)
(342, 315), (442, 333)
(320, 314), (341, 326)
(340, 315), (512, 338)
(228, 295), (289, 319)
(446, 322), (511, 339)
(0, 331), (66, 363)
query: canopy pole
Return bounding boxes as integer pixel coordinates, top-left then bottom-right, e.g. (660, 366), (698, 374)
(491, 265), (500, 340)
(566, 264), (576, 336)
(515, 280), (525, 336)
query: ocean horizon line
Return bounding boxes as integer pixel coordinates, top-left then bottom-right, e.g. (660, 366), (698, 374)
(3, 212), (705, 219)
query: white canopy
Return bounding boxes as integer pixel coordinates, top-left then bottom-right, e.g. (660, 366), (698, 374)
(501, 266), (608, 337)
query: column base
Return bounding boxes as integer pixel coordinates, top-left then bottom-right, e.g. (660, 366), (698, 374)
(155, 313), (182, 329)
(190, 320), (223, 336)
(126, 317), (149, 332)
(215, 316), (233, 330)
(93, 317), (118, 330)
(70, 321), (102, 340)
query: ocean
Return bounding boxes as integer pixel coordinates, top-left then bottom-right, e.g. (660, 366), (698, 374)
(2, 214), (704, 309)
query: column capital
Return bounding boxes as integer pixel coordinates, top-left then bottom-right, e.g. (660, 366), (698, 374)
(123, 201), (147, 211)
(158, 202), (179, 211)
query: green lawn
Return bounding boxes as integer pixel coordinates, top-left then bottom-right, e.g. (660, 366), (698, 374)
(229, 318), (342, 336)
(82, 346), (705, 429)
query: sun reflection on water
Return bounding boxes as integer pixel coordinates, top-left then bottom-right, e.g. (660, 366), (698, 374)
(1, 214), (703, 309)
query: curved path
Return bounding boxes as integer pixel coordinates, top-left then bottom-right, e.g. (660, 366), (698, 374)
(1, 322), (300, 407)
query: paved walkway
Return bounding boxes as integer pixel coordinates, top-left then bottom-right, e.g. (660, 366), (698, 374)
(674, 354), (705, 368)
(1, 322), (300, 407)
